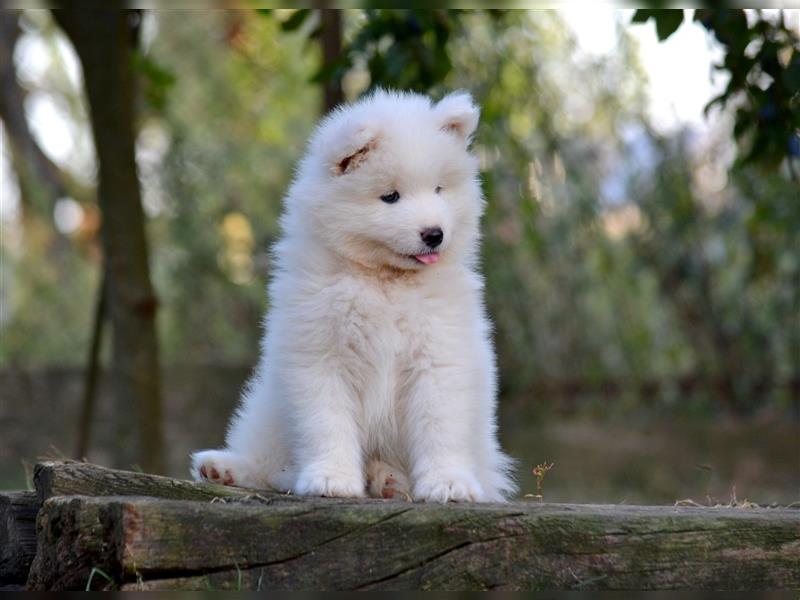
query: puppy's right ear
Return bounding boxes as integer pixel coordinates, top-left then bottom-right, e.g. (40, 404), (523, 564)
(327, 121), (380, 176)
(435, 91), (479, 145)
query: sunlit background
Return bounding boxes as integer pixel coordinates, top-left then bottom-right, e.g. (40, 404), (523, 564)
(1, 9), (798, 504)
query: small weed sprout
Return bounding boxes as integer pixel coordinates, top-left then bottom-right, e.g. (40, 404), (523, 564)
(132, 560), (144, 590)
(524, 462), (555, 502)
(85, 566), (113, 591)
(675, 485), (762, 509)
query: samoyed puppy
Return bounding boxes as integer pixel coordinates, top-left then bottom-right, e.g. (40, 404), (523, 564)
(191, 89), (516, 502)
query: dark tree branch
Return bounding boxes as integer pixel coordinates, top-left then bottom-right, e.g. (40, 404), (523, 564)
(75, 267), (108, 462)
(0, 11), (68, 216)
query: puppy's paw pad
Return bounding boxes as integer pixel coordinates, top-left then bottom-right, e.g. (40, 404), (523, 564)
(366, 461), (412, 501)
(197, 463), (235, 486)
(379, 474), (412, 501)
(413, 470), (484, 503)
(191, 450), (239, 487)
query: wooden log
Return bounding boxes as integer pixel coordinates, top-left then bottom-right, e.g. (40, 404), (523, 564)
(33, 460), (272, 504)
(0, 491), (38, 585)
(24, 460), (350, 590)
(8, 461), (292, 588)
(26, 493), (800, 591)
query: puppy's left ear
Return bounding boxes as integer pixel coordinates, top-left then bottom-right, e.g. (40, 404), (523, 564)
(328, 121), (380, 176)
(435, 91), (480, 145)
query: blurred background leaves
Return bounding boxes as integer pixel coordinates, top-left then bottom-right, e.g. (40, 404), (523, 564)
(634, 8), (800, 171)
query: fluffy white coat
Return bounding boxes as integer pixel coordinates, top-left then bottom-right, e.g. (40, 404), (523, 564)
(192, 89), (516, 502)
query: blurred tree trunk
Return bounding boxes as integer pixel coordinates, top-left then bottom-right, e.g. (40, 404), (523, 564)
(53, 7), (165, 474)
(318, 9), (343, 114)
(0, 11), (68, 217)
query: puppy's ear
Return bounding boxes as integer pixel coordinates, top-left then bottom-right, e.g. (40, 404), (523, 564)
(329, 121), (380, 176)
(435, 91), (479, 144)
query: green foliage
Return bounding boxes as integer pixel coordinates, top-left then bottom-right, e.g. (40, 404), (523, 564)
(446, 12), (665, 395)
(631, 9), (684, 41)
(0, 223), (99, 365)
(632, 9), (800, 171)
(338, 9), (458, 92)
(628, 134), (799, 414)
(278, 8), (310, 33)
(132, 49), (176, 111)
(267, 9), (502, 94)
(145, 11), (319, 364)
(3, 9), (797, 417)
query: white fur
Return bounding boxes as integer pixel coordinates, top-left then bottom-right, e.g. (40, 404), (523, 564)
(191, 89), (517, 502)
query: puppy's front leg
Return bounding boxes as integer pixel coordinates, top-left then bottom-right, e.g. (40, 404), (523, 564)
(405, 366), (485, 503)
(289, 366), (365, 498)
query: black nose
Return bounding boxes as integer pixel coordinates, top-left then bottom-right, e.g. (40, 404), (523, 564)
(421, 227), (444, 248)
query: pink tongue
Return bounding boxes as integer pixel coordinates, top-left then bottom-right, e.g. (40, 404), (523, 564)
(414, 253), (439, 265)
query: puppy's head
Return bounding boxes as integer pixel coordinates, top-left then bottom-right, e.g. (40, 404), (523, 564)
(292, 89), (483, 272)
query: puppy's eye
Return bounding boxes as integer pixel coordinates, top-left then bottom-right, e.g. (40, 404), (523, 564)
(435, 186), (443, 194)
(380, 190), (400, 204)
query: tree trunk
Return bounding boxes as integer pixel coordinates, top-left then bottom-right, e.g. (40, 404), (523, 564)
(51, 7), (165, 474)
(318, 8), (343, 114)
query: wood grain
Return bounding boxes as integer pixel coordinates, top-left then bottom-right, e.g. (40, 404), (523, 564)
(24, 486), (800, 591)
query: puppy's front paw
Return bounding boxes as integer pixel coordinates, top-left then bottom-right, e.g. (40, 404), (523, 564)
(413, 469), (485, 503)
(294, 466), (365, 498)
(191, 449), (262, 488)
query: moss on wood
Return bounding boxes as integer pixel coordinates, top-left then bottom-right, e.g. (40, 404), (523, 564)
(24, 485), (800, 591)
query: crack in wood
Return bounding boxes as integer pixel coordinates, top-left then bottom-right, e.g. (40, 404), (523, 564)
(123, 505), (417, 583)
(357, 541), (474, 589)
(356, 532), (525, 590)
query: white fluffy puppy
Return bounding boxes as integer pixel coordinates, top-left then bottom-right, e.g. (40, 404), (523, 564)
(192, 89), (516, 502)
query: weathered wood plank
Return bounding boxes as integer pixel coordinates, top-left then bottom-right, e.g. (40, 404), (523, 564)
(0, 491), (38, 585)
(17, 461), (293, 589)
(33, 460), (269, 504)
(27, 494), (800, 591)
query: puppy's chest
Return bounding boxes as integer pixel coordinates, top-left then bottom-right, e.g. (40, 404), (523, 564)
(333, 288), (422, 366)
(334, 291), (424, 436)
